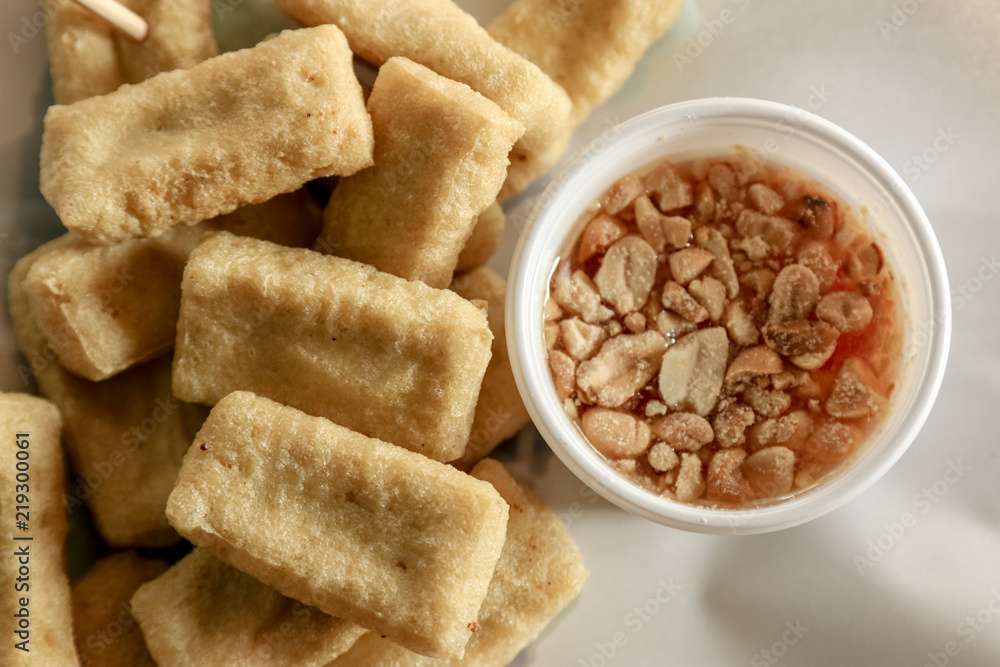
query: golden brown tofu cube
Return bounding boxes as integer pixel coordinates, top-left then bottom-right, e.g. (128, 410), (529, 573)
(46, 0), (217, 104)
(23, 191), (321, 381)
(456, 203), (505, 273)
(71, 551), (169, 667)
(449, 267), (531, 470)
(489, 0), (685, 126)
(40, 25), (373, 244)
(317, 57), (522, 288)
(328, 459), (588, 666)
(131, 548), (365, 667)
(172, 232), (493, 462)
(9, 244), (205, 548)
(0, 393), (79, 666)
(166, 392), (509, 659)
(274, 0), (573, 199)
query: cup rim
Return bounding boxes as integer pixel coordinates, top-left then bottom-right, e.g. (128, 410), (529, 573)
(506, 97), (952, 534)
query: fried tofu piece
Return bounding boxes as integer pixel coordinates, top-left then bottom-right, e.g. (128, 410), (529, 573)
(9, 244), (206, 547)
(489, 0), (685, 126)
(72, 551), (169, 667)
(172, 232), (493, 462)
(166, 392), (509, 659)
(0, 393), (79, 666)
(317, 57), (522, 288)
(40, 25), (373, 244)
(23, 191), (321, 381)
(46, 0), (217, 104)
(328, 459), (588, 666)
(274, 0), (573, 199)
(456, 203), (505, 273)
(449, 268), (530, 470)
(132, 548), (365, 667)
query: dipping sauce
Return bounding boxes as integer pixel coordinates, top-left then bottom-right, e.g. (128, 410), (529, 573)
(544, 154), (902, 507)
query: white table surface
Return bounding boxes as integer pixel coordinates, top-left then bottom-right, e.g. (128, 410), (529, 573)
(2, 1), (999, 665)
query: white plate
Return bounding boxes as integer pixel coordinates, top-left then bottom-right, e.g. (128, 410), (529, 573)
(3, 1), (1000, 665)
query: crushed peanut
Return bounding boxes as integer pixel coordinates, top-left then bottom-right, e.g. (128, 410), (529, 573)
(548, 155), (901, 507)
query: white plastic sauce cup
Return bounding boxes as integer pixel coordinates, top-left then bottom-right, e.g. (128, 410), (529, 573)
(507, 98), (951, 534)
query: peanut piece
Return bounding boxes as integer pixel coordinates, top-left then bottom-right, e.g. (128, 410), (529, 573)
(674, 453), (706, 501)
(661, 281), (709, 323)
(581, 408), (652, 459)
(594, 236), (657, 315)
(651, 413), (714, 451)
(549, 349), (576, 400)
(658, 327), (728, 416)
(706, 448), (754, 503)
(577, 213), (627, 262)
(816, 292), (874, 334)
(559, 318), (606, 361)
(668, 248), (714, 285)
(576, 331), (667, 407)
(742, 447), (795, 497)
(768, 264), (820, 323)
(648, 442), (680, 472)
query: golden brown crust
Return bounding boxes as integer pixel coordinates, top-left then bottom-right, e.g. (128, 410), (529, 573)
(166, 392), (509, 659)
(172, 233), (493, 462)
(9, 245), (205, 548)
(23, 191), (321, 381)
(317, 57), (522, 288)
(71, 551), (168, 667)
(456, 203), (506, 273)
(274, 0), (573, 199)
(40, 25), (373, 244)
(46, 0), (217, 105)
(449, 268), (530, 470)
(327, 459), (589, 667)
(489, 0), (685, 126)
(131, 548), (365, 667)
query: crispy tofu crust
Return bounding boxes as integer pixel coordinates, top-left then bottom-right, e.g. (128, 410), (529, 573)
(456, 203), (506, 273)
(449, 268), (530, 470)
(0, 393), (79, 667)
(274, 0), (573, 199)
(71, 551), (169, 667)
(46, 0), (217, 104)
(24, 191), (321, 381)
(489, 0), (685, 126)
(172, 232), (493, 462)
(40, 25), (373, 244)
(327, 459), (589, 666)
(9, 245), (206, 547)
(166, 392), (509, 659)
(317, 57), (522, 288)
(131, 548), (365, 667)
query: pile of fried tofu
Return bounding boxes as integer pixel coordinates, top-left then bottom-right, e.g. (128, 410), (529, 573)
(3, 0), (684, 664)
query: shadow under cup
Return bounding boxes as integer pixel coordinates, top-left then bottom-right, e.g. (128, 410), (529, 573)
(506, 97), (951, 534)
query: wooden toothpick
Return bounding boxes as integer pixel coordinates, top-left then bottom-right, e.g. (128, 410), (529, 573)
(70, 0), (149, 41)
